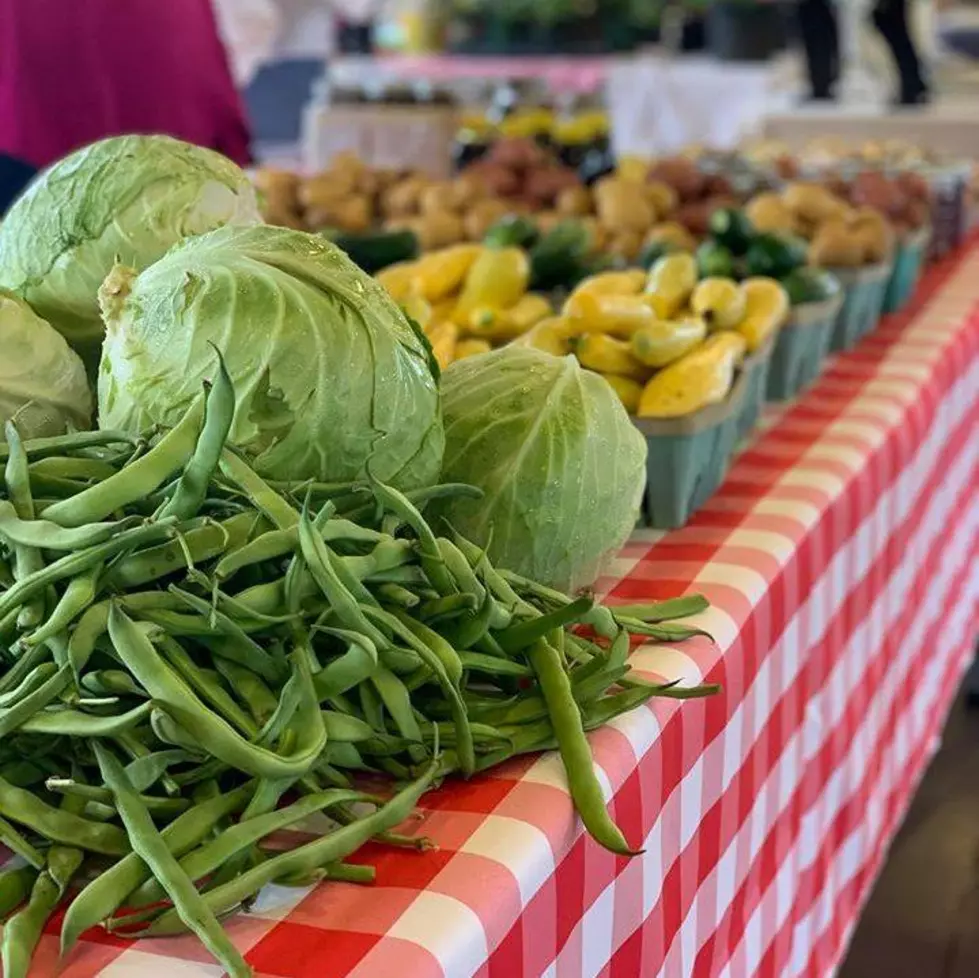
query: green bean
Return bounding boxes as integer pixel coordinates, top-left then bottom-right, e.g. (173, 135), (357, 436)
(0, 814), (45, 869)
(81, 669), (146, 697)
(128, 787), (371, 909)
(124, 750), (193, 793)
(17, 700), (153, 738)
(614, 618), (712, 641)
(310, 627), (378, 700)
(141, 757), (440, 937)
(606, 594), (709, 622)
(371, 667), (424, 744)
(109, 605), (325, 780)
(215, 526), (296, 580)
(167, 586), (287, 682)
(0, 500), (142, 552)
(298, 509), (388, 648)
(436, 538), (485, 604)
(212, 657), (278, 726)
(0, 662), (58, 708)
(375, 583), (419, 608)
(21, 561), (101, 648)
(218, 449), (299, 530)
(108, 512), (259, 589)
(459, 651), (531, 677)
(44, 778), (190, 818)
(1, 844), (83, 978)
(60, 781), (253, 954)
(0, 663), (71, 739)
(367, 477), (455, 594)
(160, 359), (235, 521)
(527, 640), (639, 856)
(0, 520), (176, 622)
(365, 607), (473, 776)
(494, 595), (593, 655)
(322, 710), (376, 742)
(416, 593), (479, 622)
(157, 635), (258, 738)
(5, 422), (46, 630)
(93, 743), (251, 978)
(41, 402), (203, 528)
(0, 867), (36, 919)
(0, 774), (127, 855)
(66, 601), (109, 682)
(28, 456), (119, 481)
(0, 429), (137, 463)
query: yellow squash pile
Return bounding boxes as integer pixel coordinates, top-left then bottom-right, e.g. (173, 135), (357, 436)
(515, 255), (789, 419)
(376, 244), (550, 368)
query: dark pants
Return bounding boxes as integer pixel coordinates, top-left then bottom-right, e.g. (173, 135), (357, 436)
(798, 0), (928, 102)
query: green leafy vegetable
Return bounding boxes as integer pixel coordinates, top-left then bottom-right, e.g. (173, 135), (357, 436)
(0, 289), (91, 440)
(98, 224), (443, 489)
(0, 134), (259, 367)
(433, 347), (647, 591)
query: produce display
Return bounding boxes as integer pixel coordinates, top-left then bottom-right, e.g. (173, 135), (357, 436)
(0, 132), (723, 977)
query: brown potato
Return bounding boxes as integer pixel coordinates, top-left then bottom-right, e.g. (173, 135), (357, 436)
(381, 177), (429, 218)
(809, 224), (864, 267)
(535, 210), (564, 236)
(420, 182), (461, 215)
(329, 195), (373, 234)
(783, 182), (847, 223)
(595, 179), (655, 233)
(451, 174), (487, 208)
(263, 206), (305, 230)
(462, 198), (510, 240)
(644, 221), (697, 253)
(644, 180), (679, 218)
(416, 210), (465, 250)
(298, 173), (356, 210)
(556, 185), (593, 218)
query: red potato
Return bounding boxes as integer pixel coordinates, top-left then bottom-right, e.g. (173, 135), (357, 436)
(649, 158), (706, 202)
(487, 137), (547, 171)
(675, 200), (713, 236)
(896, 171), (930, 202)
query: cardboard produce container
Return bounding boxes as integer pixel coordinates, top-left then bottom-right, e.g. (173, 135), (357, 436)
(767, 294), (844, 401)
(633, 337), (772, 530)
(883, 226), (931, 314)
(827, 261), (892, 352)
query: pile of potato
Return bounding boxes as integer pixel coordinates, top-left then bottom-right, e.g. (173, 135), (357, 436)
(745, 182), (897, 268)
(254, 152), (524, 250)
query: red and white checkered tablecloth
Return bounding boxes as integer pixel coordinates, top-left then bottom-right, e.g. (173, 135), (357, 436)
(23, 245), (979, 977)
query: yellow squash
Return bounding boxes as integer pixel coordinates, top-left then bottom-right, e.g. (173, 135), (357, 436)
(454, 338), (493, 361)
(569, 269), (647, 299)
(453, 246), (530, 324)
(563, 290), (657, 338)
(600, 373), (644, 414)
(510, 316), (576, 357)
(574, 334), (649, 382)
(400, 292), (432, 331)
(690, 278), (747, 330)
(412, 244), (483, 302)
(637, 332), (746, 418)
(427, 320), (459, 371)
(631, 316), (707, 368)
(645, 253), (698, 318)
(736, 278), (790, 352)
(376, 261), (420, 303)
(467, 293), (552, 341)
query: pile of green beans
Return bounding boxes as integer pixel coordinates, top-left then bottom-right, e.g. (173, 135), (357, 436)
(0, 362), (716, 977)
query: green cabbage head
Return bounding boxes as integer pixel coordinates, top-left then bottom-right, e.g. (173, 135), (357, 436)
(433, 347), (648, 591)
(1, 288), (92, 440)
(0, 134), (259, 367)
(98, 224), (443, 489)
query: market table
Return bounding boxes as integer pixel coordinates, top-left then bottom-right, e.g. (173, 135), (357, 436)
(27, 244), (979, 977)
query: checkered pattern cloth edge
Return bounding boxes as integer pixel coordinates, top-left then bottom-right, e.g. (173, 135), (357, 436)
(8, 244), (979, 978)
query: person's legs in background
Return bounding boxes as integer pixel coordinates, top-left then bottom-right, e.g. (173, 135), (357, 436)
(872, 0), (931, 103)
(798, 0), (841, 100)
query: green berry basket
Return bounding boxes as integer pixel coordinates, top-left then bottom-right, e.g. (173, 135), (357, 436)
(882, 226), (931, 314)
(632, 338), (770, 530)
(827, 261), (892, 352)
(734, 331), (776, 443)
(766, 294), (844, 401)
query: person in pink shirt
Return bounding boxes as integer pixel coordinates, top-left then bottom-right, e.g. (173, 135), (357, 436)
(0, 0), (252, 170)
